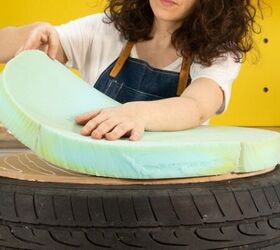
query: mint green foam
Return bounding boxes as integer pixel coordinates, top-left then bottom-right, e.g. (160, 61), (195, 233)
(0, 50), (279, 179)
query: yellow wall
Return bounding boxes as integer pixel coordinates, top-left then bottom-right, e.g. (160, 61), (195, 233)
(211, 3), (280, 126)
(1, 1), (279, 126)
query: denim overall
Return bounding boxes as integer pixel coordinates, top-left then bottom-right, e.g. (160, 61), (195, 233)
(94, 41), (191, 103)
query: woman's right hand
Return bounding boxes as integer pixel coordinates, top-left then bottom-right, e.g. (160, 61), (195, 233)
(0, 22), (67, 64)
(16, 22), (61, 60)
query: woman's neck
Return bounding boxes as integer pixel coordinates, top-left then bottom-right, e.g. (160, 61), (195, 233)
(134, 18), (182, 68)
(150, 18), (182, 48)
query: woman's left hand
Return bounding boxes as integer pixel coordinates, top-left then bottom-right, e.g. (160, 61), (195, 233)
(75, 102), (149, 141)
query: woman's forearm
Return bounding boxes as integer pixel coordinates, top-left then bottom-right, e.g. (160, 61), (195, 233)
(76, 78), (223, 140)
(138, 96), (206, 131)
(0, 27), (20, 63)
(0, 24), (38, 64)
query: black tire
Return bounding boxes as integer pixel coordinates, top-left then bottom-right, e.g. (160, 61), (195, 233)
(1, 165), (280, 250)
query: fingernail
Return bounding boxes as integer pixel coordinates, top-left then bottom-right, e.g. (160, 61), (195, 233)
(81, 128), (88, 135)
(91, 133), (102, 140)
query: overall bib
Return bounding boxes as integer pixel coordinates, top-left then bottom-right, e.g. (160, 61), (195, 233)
(94, 41), (192, 103)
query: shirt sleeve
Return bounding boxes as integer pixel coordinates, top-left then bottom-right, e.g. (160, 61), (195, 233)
(54, 13), (104, 70)
(190, 53), (241, 114)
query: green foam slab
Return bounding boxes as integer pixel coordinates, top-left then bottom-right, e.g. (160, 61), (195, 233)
(0, 50), (279, 179)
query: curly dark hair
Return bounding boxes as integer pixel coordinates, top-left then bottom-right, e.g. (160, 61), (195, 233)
(104, 0), (263, 66)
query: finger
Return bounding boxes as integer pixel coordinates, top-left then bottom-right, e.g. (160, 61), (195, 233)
(41, 33), (48, 43)
(40, 44), (49, 54)
(75, 110), (101, 125)
(129, 127), (144, 141)
(47, 30), (59, 59)
(91, 119), (121, 140)
(15, 46), (24, 56)
(105, 123), (133, 141)
(23, 33), (42, 50)
(80, 114), (108, 136)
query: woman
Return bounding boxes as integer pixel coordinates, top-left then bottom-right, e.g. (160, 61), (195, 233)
(0, 0), (261, 141)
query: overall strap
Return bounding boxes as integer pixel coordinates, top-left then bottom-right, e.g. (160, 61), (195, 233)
(109, 41), (134, 78)
(109, 41), (191, 96)
(177, 55), (192, 96)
